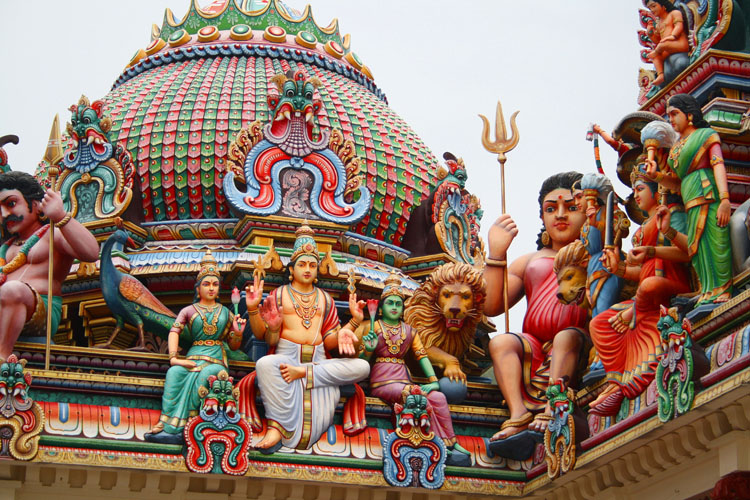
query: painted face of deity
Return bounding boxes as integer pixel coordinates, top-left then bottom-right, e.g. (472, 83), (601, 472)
(541, 187), (585, 248)
(291, 255), (318, 287)
(198, 276), (220, 302)
(380, 296), (404, 324)
(634, 181), (657, 212)
(666, 106), (691, 135)
(646, 1), (665, 16)
(0, 189), (38, 237)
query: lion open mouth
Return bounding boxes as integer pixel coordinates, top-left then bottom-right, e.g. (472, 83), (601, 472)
(445, 318), (464, 329)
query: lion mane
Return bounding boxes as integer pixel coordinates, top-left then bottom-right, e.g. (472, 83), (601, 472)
(403, 262), (486, 364)
(553, 239), (589, 274)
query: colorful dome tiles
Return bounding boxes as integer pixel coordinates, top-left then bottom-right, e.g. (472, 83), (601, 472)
(103, 0), (439, 244)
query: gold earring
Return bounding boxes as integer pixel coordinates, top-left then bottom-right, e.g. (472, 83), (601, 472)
(314, 277), (318, 284)
(541, 231), (551, 247)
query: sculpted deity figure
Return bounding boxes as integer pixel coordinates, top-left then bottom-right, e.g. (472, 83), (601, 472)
(589, 160), (691, 414)
(0, 171), (99, 358)
(145, 251), (246, 443)
(245, 224), (370, 452)
(484, 172), (589, 440)
(358, 273), (472, 466)
(643, 0), (690, 86)
(647, 94), (733, 305)
(578, 173), (628, 317)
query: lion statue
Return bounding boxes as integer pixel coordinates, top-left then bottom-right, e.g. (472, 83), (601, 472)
(553, 240), (591, 310)
(403, 262), (486, 381)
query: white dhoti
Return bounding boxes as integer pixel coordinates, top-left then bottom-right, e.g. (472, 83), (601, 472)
(255, 338), (370, 449)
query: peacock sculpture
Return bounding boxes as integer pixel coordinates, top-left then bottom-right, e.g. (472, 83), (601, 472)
(97, 230), (177, 350)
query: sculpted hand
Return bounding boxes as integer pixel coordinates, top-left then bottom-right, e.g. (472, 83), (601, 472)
(260, 293), (282, 333)
(41, 189), (66, 223)
(170, 357), (197, 369)
(338, 327), (357, 357)
(655, 205), (672, 234)
(361, 328), (378, 353)
(420, 382), (440, 394)
(487, 214), (518, 258)
(599, 247), (620, 273)
(245, 274), (264, 311)
(233, 317), (247, 333)
(585, 204), (597, 225)
(348, 292), (366, 323)
(644, 159), (659, 180)
(628, 246), (650, 266)
(443, 361), (467, 384)
(717, 199), (731, 227)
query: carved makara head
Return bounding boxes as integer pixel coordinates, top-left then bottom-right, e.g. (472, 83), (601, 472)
(395, 386), (431, 441)
(66, 95), (111, 145)
(198, 370), (239, 422)
(266, 70), (324, 152)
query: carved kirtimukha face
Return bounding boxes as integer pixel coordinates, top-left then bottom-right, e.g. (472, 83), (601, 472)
(437, 283), (474, 332)
(542, 188), (585, 248)
(380, 296), (404, 324)
(291, 255), (318, 286)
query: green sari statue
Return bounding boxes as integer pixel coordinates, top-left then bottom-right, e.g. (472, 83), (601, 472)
(145, 251), (245, 443)
(667, 119), (732, 304)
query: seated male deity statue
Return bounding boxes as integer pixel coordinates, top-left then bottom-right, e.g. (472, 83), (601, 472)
(245, 224), (370, 452)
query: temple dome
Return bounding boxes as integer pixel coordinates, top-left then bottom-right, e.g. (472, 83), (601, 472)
(102, 0), (438, 244)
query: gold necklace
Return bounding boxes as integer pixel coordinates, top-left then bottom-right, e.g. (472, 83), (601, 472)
(287, 286), (319, 329)
(380, 320), (406, 355)
(195, 303), (221, 336)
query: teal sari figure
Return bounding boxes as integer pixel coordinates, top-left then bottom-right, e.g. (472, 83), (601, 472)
(145, 251), (245, 443)
(659, 95), (733, 305)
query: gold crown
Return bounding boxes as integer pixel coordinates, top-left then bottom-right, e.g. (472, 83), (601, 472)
(290, 224), (319, 264)
(381, 272), (408, 300)
(197, 250), (220, 282)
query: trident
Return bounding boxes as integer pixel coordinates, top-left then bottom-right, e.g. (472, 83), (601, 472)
(479, 101), (520, 333)
(43, 115), (63, 371)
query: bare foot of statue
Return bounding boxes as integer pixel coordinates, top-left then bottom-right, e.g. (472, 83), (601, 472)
(490, 411), (533, 441)
(528, 405), (553, 433)
(652, 72), (665, 86)
(255, 428), (282, 449)
(609, 306), (633, 335)
(713, 292), (731, 304)
(589, 382), (620, 409)
(280, 363), (306, 383)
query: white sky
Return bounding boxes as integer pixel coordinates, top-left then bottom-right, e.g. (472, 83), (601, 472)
(0, 1), (645, 331)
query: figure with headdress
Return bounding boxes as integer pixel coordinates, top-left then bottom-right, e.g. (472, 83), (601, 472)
(589, 160), (691, 415)
(244, 224), (370, 452)
(145, 251), (246, 443)
(357, 273), (472, 466)
(648, 94), (733, 305)
(578, 173), (629, 317)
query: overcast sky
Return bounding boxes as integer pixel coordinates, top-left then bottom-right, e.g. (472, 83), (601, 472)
(0, 1), (645, 331)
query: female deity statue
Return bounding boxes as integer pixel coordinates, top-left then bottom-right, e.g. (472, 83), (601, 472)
(484, 172), (589, 441)
(648, 94), (733, 305)
(358, 273), (472, 466)
(589, 160), (691, 414)
(145, 251), (245, 443)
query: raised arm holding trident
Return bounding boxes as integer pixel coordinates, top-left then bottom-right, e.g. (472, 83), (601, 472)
(479, 100), (520, 333)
